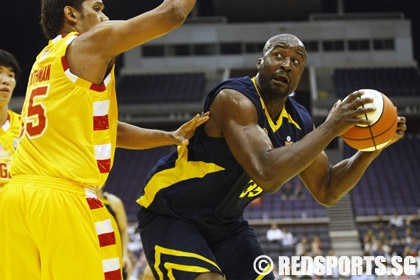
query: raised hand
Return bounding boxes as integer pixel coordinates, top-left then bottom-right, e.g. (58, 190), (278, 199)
(172, 111), (210, 146)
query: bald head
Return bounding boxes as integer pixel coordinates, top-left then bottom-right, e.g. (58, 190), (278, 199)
(255, 33), (307, 98)
(263, 34), (307, 59)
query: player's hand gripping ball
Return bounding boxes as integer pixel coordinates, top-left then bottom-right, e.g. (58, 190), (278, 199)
(342, 89), (398, 151)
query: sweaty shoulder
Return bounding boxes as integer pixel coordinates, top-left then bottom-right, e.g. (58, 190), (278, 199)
(204, 76), (256, 109)
(204, 77), (261, 137)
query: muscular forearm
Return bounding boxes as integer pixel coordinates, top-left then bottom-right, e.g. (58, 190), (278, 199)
(325, 150), (382, 205)
(302, 148), (382, 207)
(117, 122), (176, 149)
(260, 123), (337, 192)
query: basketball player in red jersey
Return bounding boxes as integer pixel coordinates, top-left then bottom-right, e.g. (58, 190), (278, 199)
(0, 0), (208, 279)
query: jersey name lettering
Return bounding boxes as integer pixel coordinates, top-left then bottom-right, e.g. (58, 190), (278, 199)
(29, 64), (51, 86)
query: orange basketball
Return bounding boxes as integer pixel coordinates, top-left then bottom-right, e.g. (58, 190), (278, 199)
(341, 89), (398, 151)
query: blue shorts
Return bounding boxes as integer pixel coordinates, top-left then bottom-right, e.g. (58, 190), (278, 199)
(138, 210), (275, 280)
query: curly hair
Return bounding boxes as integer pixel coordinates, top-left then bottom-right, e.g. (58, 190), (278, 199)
(0, 49), (22, 81)
(40, 0), (84, 39)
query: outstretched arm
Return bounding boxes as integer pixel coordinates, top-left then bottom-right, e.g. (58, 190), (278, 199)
(117, 112), (209, 149)
(86, 0), (196, 59)
(67, 0), (196, 84)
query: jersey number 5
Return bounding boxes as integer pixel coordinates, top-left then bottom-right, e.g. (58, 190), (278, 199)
(25, 86), (48, 138)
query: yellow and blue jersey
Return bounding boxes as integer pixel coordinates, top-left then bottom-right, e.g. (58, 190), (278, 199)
(137, 76), (313, 238)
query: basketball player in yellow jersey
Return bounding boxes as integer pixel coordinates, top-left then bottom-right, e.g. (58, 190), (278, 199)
(0, 49), (21, 189)
(0, 0), (209, 280)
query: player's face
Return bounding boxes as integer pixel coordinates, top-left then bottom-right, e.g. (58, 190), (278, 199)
(0, 65), (16, 106)
(257, 36), (306, 98)
(77, 0), (109, 32)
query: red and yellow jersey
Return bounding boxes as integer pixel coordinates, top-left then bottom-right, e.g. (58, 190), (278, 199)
(0, 110), (21, 187)
(10, 32), (118, 188)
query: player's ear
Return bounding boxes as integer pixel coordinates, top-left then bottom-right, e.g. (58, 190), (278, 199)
(64, 6), (78, 23)
(256, 58), (262, 69)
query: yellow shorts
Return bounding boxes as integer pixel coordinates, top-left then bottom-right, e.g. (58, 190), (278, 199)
(0, 175), (122, 280)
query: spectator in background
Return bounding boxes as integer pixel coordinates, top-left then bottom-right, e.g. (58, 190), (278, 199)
(0, 49), (21, 189)
(405, 237), (420, 256)
(310, 235), (323, 256)
(281, 227), (295, 247)
(376, 229), (388, 244)
(389, 227), (402, 247)
(295, 236), (309, 256)
(389, 211), (404, 227)
(363, 230), (377, 255)
(389, 228), (405, 257)
(266, 223), (283, 243)
(403, 227), (413, 246)
(374, 239), (393, 262)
